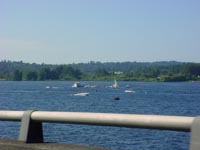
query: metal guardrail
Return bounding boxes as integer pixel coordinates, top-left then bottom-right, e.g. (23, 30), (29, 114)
(0, 110), (199, 150)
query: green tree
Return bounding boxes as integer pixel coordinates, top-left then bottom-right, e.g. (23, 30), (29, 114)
(26, 71), (38, 80)
(58, 66), (82, 80)
(160, 74), (187, 82)
(181, 63), (200, 76)
(39, 68), (51, 80)
(95, 68), (109, 77)
(13, 70), (22, 81)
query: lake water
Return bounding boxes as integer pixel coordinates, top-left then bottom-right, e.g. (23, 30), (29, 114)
(0, 81), (200, 150)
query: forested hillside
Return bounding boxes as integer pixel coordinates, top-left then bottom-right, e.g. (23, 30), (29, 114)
(0, 60), (200, 82)
(69, 61), (182, 74)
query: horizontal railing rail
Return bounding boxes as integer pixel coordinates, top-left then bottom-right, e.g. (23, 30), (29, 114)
(0, 110), (199, 150)
(0, 111), (194, 131)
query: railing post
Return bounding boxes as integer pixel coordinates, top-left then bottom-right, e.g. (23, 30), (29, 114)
(18, 110), (43, 143)
(190, 116), (200, 150)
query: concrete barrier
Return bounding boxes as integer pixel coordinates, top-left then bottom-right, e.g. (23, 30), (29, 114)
(0, 110), (199, 150)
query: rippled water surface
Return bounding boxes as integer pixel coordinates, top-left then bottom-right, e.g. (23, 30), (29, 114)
(0, 81), (200, 150)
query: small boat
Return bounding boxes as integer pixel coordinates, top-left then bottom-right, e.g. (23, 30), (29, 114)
(124, 90), (136, 93)
(74, 92), (89, 96)
(72, 82), (83, 88)
(114, 96), (120, 100)
(84, 85), (97, 88)
(111, 78), (118, 88)
(52, 86), (59, 89)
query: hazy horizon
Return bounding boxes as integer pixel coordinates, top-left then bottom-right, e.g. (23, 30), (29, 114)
(0, 59), (197, 65)
(1, 0), (200, 64)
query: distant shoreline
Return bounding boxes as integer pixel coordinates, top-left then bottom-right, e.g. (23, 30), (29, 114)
(1, 60), (200, 82)
(0, 79), (199, 82)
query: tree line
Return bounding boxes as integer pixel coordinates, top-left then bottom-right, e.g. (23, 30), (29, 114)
(0, 60), (200, 81)
(10, 65), (82, 81)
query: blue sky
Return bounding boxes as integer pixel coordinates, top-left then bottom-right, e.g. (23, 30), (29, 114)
(0, 0), (200, 64)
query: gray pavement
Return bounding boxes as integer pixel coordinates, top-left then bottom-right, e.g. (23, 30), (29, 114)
(0, 139), (111, 150)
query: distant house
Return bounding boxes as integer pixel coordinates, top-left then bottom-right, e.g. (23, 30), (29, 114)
(114, 71), (123, 75)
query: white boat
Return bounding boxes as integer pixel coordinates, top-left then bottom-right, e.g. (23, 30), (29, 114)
(124, 90), (136, 93)
(111, 78), (118, 88)
(72, 82), (83, 88)
(74, 92), (89, 96)
(84, 85), (98, 88)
